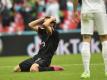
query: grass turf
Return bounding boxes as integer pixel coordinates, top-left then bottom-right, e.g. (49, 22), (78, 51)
(0, 53), (107, 80)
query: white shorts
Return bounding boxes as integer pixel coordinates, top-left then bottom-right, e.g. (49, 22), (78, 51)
(81, 12), (107, 35)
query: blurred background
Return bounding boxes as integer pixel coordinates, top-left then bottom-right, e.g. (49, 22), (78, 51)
(0, 0), (82, 57)
(0, 0), (81, 32)
(0, 0), (102, 57)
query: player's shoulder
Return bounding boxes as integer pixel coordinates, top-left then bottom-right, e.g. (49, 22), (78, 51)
(51, 29), (59, 39)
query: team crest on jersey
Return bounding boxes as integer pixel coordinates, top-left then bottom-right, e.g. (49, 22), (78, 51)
(41, 42), (45, 47)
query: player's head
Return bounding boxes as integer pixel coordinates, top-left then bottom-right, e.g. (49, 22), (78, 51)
(44, 16), (56, 28)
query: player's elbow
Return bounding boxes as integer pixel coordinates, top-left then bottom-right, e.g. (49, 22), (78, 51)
(28, 23), (33, 28)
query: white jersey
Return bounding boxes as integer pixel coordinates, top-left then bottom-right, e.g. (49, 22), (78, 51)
(81, 0), (106, 13)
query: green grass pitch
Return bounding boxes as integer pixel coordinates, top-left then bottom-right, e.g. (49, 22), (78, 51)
(0, 53), (107, 80)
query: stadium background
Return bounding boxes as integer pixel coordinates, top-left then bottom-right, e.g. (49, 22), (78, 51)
(0, 0), (102, 56)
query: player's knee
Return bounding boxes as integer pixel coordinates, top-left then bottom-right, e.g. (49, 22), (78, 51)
(83, 35), (91, 42)
(30, 67), (39, 72)
(13, 65), (21, 72)
(30, 64), (39, 72)
(100, 35), (107, 42)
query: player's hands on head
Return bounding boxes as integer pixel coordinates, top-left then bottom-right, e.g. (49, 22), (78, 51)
(44, 16), (56, 22)
(50, 16), (56, 22)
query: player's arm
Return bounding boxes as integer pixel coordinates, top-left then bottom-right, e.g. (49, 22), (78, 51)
(72, 0), (79, 17)
(42, 17), (56, 35)
(72, 0), (78, 12)
(28, 18), (44, 32)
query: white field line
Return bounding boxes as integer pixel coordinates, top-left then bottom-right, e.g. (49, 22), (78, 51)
(0, 63), (104, 68)
(61, 63), (104, 66)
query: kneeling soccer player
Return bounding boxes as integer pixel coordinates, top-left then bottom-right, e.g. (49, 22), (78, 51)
(14, 16), (64, 72)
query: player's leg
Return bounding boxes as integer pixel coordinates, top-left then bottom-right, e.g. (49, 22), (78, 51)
(100, 35), (107, 77)
(23, 63), (64, 72)
(95, 12), (107, 77)
(30, 64), (56, 72)
(30, 57), (64, 72)
(38, 67), (54, 71)
(50, 65), (64, 71)
(14, 58), (34, 72)
(81, 35), (91, 78)
(30, 63), (39, 72)
(80, 13), (94, 78)
(38, 66), (64, 72)
(14, 65), (21, 72)
(30, 58), (50, 72)
(30, 62), (54, 72)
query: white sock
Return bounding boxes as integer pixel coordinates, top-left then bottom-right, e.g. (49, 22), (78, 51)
(81, 42), (91, 73)
(102, 41), (107, 73)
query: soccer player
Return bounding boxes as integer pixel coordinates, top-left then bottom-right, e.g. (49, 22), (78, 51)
(73, 0), (107, 78)
(13, 16), (64, 72)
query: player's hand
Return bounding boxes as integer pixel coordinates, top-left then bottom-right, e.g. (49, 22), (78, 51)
(72, 11), (79, 18)
(50, 16), (56, 22)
